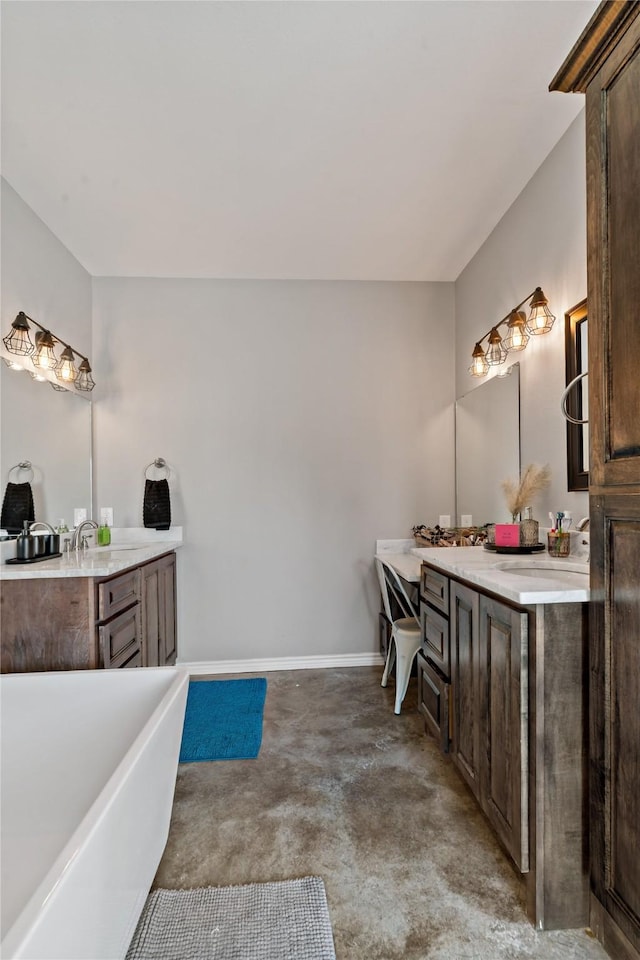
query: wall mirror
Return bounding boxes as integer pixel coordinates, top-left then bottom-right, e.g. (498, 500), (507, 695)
(0, 366), (92, 529)
(564, 299), (588, 492)
(455, 363), (520, 526)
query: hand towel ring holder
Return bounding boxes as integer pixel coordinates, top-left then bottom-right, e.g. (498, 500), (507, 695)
(144, 458), (171, 481)
(8, 461), (35, 483)
(560, 372), (589, 425)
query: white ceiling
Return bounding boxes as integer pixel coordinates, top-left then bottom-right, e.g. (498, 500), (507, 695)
(1, 1), (597, 282)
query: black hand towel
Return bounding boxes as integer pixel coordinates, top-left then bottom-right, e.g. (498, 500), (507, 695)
(143, 478), (171, 531)
(1, 481), (35, 535)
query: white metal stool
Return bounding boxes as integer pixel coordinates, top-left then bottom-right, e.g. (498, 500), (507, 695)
(375, 556), (421, 715)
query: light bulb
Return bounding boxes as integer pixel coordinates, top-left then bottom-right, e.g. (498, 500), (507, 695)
(56, 346), (77, 383)
(504, 311), (529, 352)
(469, 343), (489, 377)
(76, 358), (95, 392)
(486, 328), (506, 365)
(3, 313), (34, 356)
(529, 309), (547, 331)
(32, 331), (58, 370)
(526, 288), (555, 335)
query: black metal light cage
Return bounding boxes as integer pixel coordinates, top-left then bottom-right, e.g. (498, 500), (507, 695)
(468, 287), (555, 378)
(2, 311), (95, 391)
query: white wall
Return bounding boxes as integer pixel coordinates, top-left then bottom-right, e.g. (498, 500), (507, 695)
(92, 278), (455, 663)
(0, 179), (93, 525)
(454, 112), (589, 524)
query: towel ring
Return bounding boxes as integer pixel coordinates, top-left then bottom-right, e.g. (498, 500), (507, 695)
(560, 371), (589, 425)
(8, 461), (34, 483)
(144, 457), (171, 480)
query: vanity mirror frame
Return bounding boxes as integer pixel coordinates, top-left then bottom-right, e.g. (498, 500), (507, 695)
(564, 299), (588, 492)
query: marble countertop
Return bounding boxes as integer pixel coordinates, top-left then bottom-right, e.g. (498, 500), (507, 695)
(376, 537), (589, 605)
(0, 527), (183, 580)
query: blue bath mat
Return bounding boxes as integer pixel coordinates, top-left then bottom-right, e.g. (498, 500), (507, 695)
(179, 678), (267, 763)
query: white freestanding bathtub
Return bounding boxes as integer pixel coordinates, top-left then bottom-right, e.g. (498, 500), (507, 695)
(1, 667), (189, 960)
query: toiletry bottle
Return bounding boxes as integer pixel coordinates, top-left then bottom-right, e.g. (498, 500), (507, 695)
(16, 520), (36, 560)
(519, 506), (539, 547)
(56, 518), (69, 534)
(98, 520), (111, 546)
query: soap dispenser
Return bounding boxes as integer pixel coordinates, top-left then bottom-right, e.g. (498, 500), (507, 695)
(98, 512), (111, 546)
(16, 520), (36, 561)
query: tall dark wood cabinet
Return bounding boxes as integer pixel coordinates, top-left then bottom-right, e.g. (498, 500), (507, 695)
(552, 4), (640, 958)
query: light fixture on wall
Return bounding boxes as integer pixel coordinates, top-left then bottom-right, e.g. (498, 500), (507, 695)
(2, 311), (95, 392)
(468, 287), (555, 378)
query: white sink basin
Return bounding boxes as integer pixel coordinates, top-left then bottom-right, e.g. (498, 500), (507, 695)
(85, 544), (146, 558)
(493, 560), (588, 583)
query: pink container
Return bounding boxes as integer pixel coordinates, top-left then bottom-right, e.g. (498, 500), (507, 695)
(495, 523), (520, 547)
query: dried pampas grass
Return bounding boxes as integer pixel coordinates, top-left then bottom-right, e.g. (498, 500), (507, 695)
(502, 463), (551, 522)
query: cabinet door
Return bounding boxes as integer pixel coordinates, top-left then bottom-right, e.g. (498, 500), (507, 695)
(141, 561), (160, 667)
(585, 16), (640, 491)
(591, 500), (640, 955)
(479, 595), (529, 872)
(450, 581), (480, 801)
(417, 653), (449, 753)
(159, 552), (177, 666)
(141, 552), (177, 668)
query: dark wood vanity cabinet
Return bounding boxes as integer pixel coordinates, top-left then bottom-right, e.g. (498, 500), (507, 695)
(419, 561), (588, 929)
(1, 551), (177, 672)
(552, 6), (640, 957)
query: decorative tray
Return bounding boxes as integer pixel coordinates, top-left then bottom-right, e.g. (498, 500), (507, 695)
(6, 552), (63, 565)
(483, 543), (545, 554)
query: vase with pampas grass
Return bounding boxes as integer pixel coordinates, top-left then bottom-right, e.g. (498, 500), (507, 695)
(501, 463), (551, 546)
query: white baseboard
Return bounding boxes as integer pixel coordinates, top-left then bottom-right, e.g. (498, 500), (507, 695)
(177, 652), (384, 676)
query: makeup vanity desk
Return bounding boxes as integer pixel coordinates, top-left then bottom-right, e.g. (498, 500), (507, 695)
(377, 541), (590, 931)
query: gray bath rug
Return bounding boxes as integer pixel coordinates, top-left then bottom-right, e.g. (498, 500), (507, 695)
(126, 876), (336, 960)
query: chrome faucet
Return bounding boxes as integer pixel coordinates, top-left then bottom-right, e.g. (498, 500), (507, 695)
(71, 519), (98, 550)
(29, 521), (56, 534)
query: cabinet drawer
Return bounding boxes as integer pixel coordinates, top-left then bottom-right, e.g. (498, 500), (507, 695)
(97, 568), (141, 621)
(420, 565), (449, 614)
(98, 604), (142, 668)
(417, 653), (450, 753)
(421, 604), (450, 677)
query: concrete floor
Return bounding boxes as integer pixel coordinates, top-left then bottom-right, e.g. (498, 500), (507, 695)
(155, 667), (607, 960)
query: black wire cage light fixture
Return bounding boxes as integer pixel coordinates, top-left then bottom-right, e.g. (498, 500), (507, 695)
(2, 311), (95, 392)
(468, 287), (555, 378)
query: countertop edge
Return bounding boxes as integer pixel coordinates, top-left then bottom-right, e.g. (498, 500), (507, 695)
(0, 540), (182, 580)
